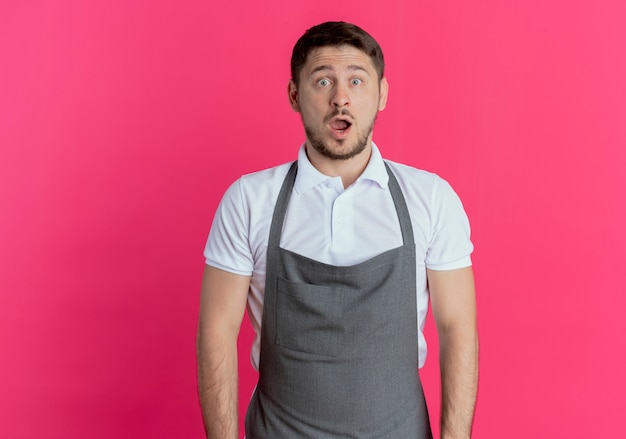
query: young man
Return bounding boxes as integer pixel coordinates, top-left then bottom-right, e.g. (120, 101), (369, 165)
(197, 21), (478, 439)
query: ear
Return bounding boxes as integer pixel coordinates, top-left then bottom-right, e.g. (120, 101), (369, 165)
(378, 77), (389, 111)
(288, 79), (299, 112)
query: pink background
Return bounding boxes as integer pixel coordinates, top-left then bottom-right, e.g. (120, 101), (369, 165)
(2, 1), (625, 437)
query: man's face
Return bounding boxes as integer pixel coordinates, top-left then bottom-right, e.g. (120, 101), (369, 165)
(288, 45), (388, 161)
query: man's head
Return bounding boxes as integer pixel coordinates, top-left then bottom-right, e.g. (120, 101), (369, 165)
(288, 22), (388, 163)
(290, 21), (385, 88)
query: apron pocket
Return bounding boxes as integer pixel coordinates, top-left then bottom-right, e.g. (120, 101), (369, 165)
(275, 276), (343, 357)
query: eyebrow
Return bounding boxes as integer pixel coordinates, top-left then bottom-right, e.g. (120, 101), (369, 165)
(310, 64), (370, 75)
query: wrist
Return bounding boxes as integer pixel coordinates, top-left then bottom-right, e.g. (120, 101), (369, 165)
(440, 429), (471, 439)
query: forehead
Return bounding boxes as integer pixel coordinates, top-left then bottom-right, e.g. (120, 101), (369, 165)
(302, 45), (376, 75)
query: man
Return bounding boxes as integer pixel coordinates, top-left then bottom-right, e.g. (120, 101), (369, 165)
(197, 21), (478, 439)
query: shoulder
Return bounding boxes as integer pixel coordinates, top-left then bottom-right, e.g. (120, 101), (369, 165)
(215, 161), (295, 228)
(384, 159), (451, 196)
(383, 160), (468, 223)
(224, 161), (294, 205)
(205, 161), (295, 273)
(238, 161), (293, 192)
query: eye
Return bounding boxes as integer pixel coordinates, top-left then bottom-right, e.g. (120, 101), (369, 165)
(351, 78), (362, 86)
(318, 79), (331, 87)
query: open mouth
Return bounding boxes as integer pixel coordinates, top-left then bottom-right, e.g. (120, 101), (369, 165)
(329, 118), (352, 134)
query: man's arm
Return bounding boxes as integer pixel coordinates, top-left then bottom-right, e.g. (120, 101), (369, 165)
(196, 265), (251, 439)
(428, 266), (478, 439)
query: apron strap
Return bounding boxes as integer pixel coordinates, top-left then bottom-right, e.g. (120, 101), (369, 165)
(384, 161), (415, 246)
(267, 161), (298, 248)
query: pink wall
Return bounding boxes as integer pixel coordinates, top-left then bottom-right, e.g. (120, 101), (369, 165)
(2, 1), (625, 437)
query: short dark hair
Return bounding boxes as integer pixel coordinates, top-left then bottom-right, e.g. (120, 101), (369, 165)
(290, 21), (385, 86)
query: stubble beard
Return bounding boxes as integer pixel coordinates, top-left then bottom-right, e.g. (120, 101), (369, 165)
(304, 112), (377, 161)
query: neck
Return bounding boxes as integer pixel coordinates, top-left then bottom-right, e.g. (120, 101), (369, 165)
(305, 143), (372, 188)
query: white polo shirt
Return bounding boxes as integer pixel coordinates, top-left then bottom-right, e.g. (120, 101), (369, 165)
(204, 143), (473, 370)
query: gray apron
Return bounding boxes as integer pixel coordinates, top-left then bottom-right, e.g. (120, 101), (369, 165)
(245, 162), (432, 438)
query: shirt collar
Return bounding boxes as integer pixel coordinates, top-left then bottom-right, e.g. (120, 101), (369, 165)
(294, 142), (389, 194)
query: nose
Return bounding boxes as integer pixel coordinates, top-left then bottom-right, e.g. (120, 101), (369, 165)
(331, 83), (350, 108)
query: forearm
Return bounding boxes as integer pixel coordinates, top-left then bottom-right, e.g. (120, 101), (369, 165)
(196, 266), (250, 438)
(197, 332), (240, 439)
(439, 324), (479, 439)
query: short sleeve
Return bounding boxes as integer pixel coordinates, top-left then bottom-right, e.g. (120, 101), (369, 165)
(203, 179), (254, 276)
(425, 177), (473, 270)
